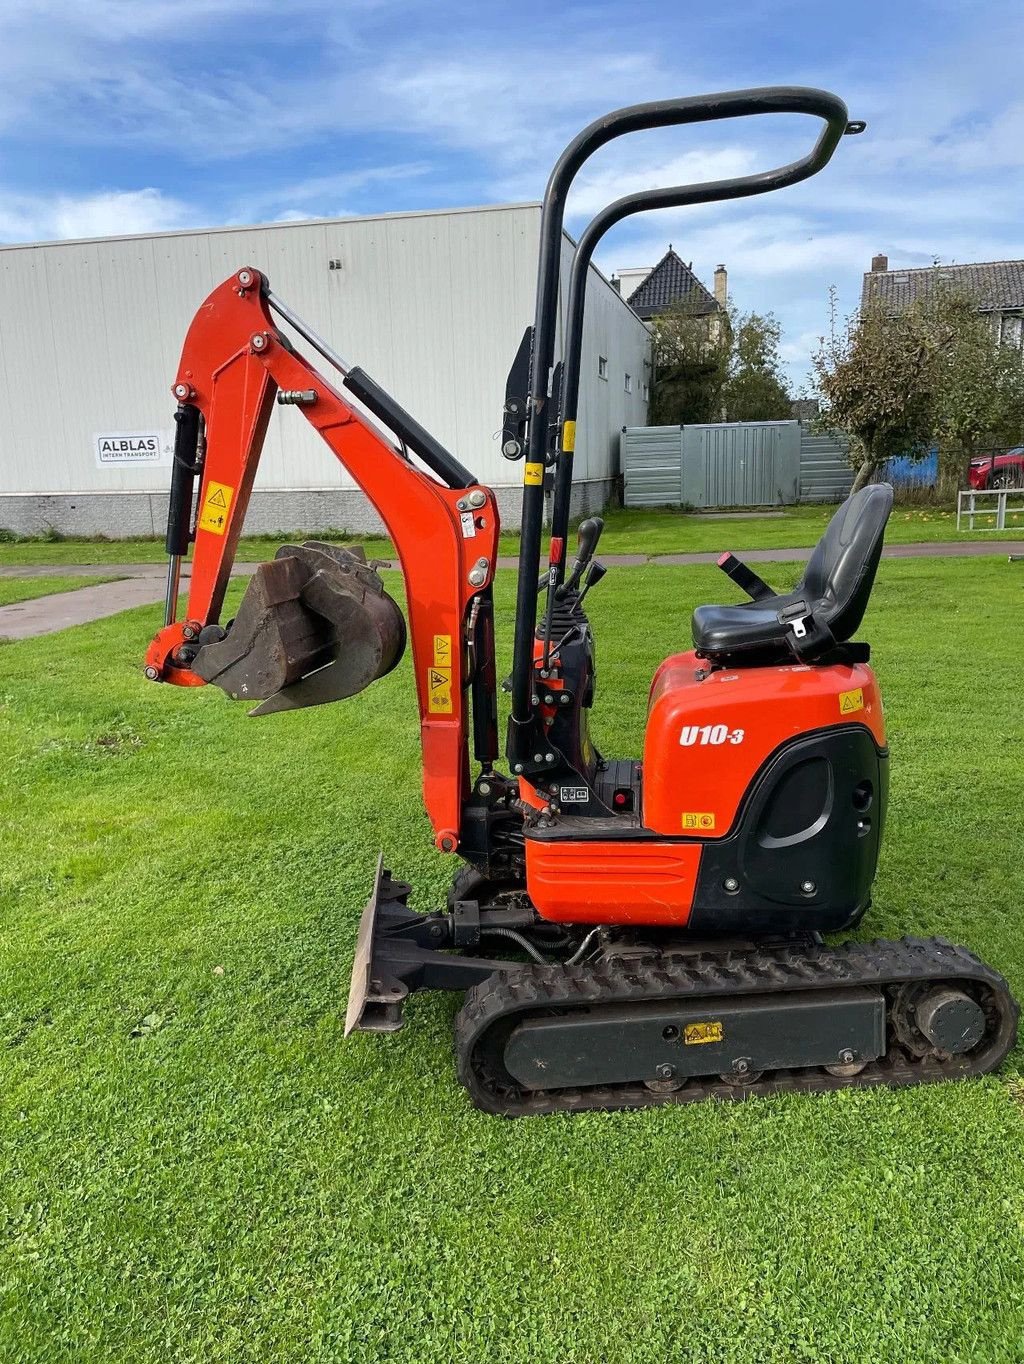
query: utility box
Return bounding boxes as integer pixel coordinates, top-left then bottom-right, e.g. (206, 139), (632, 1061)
(621, 420), (801, 508)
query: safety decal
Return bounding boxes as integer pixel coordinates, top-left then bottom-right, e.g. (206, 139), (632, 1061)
(433, 634), (452, 666)
(839, 687), (865, 715)
(523, 462), (545, 486)
(562, 420), (576, 452)
(427, 665), (452, 714)
(684, 1021), (723, 1045)
(559, 786), (589, 804)
(459, 511), (477, 539)
(198, 480), (234, 535)
(681, 812), (716, 832)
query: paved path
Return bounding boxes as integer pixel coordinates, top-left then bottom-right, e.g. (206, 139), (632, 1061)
(1, 539), (1021, 638)
(0, 578), (170, 640)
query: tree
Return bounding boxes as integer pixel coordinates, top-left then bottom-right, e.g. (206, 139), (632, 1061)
(811, 289), (937, 493)
(721, 311), (792, 422)
(926, 290), (1024, 493)
(813, 277), (1024, 496)
(649, 298), (730, 425)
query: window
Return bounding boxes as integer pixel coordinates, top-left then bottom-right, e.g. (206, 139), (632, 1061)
(641, 380), (650, 401)
(624, 373), (632, 393)
(598, 355), (608, 380)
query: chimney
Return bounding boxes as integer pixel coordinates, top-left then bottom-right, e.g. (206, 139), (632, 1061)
(871, 253), (888, 272)
(714, 263), (728, 309)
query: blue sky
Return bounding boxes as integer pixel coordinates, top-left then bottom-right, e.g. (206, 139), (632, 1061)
(2, 0), (1022, 387)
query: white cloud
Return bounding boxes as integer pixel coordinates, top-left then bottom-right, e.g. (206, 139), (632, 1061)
(0, 188), (193, 243)
(231, 163), (433, 224)
(565, 148), (761, 219)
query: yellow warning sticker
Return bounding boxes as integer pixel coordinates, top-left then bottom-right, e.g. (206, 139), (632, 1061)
(682, 812), (716, 832)
(684, 1021), (723, 1046)
(562, 420), (576, 452)
(433, 634), (452, 667)
(523, 462), (545, 486)
(427, 665), (452, 714)
(198, 480), (234, 535)
(839, 687), (865, 715)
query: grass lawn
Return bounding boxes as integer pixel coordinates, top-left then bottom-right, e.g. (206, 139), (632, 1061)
(2, 557), (1024, 1361)
(0, 575), (122, 607)
(1, 501), (1022, 568)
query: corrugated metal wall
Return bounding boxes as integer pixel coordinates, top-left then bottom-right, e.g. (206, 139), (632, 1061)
(622, 421), (800, 508)
(622, 422), (854, 508)
(798, 430), (854, 501)
(0, 205), (649, 498)
(681, 422), (800, 508)
(616, 426), (681, 505)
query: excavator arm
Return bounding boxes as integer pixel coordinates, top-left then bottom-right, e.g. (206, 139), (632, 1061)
(144, 268), (500, 850)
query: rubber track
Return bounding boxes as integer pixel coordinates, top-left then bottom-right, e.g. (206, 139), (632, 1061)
(454, 936), (1018, 1116)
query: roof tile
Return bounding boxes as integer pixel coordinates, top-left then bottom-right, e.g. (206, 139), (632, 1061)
(626, 248), (718, 320)
(861, 260), (1024, 314)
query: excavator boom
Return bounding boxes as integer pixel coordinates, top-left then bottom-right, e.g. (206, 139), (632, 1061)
(145, 268), (500, 849)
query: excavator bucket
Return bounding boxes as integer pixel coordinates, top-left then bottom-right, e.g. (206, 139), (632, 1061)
(192, 541), (406, 714)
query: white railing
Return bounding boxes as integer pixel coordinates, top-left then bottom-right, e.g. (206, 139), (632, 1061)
(957, 486), (1024, 532)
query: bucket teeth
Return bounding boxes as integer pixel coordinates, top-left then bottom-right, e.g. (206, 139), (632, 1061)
(192, 541), (406, 712)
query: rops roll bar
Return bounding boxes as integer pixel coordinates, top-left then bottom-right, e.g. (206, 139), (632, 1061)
(508, 86), (860, 766)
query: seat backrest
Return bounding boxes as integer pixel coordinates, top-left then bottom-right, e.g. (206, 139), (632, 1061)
(800, 483), (893, 642)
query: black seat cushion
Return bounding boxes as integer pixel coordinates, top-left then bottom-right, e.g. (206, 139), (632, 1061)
(692, 484), (894, 664)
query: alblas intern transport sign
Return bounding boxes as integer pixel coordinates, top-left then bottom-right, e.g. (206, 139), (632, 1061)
(93, 431), (174, 468)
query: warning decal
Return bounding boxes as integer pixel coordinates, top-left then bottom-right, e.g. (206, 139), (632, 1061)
(681, 812), (716, 832)
(198, 480), (234, 535)
(684, 1021), (723, 1045)
(433, 634), (452, 666)
(839, 687), (865, 715)
(427, 665), (453, 714)
(523, 462), (545, 486)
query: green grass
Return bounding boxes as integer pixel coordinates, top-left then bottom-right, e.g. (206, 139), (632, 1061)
(0, 575), (121, 608)
(579, 501), (1024, 554)
(2, 501), (1022, 567)
(2, 558), (1024, 1361)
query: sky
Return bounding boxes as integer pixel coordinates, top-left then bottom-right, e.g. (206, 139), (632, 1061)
(1, 0), (1022, 389)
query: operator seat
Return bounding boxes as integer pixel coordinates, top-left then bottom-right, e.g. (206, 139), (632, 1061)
(691, 483), (894, 665)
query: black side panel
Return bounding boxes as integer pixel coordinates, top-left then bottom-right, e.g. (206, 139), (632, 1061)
(691, 726), (887, 933)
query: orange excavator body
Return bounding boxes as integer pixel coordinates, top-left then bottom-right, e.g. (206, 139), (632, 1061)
(138, 88), (1017, 1115)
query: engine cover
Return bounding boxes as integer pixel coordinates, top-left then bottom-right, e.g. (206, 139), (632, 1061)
(642, 650), (886, 838)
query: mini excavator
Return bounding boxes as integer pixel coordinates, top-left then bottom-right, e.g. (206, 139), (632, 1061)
(144, 87), (1017, 1114)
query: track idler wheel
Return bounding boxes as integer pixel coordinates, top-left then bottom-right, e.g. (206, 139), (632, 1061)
(192, 542), (406, 713)
(892, 981), (988, 1058)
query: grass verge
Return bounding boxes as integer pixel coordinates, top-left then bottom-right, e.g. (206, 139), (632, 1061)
(0, 575), (122, 608)
(1, 558), (1023, 1361)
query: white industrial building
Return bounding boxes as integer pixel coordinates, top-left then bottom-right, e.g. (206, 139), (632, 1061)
(0, 204), (650, 537)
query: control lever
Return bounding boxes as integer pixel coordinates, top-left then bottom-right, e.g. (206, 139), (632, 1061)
(558, 517), (604, 598)
(577, 560), (607, 606)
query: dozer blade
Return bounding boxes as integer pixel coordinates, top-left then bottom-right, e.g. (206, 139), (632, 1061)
(192, 541), (405, 713)
(344, 857), (506, 1036)
(345, 855), (400, 1036)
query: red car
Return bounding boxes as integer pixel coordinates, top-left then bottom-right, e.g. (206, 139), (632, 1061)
(969, 448), (1024, 489)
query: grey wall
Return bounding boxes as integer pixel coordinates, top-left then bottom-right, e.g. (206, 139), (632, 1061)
(0, 205), (649, 536)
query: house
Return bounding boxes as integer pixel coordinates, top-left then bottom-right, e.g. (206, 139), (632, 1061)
(861, 255), (1024, 348)
(613, 247), (727, 324)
